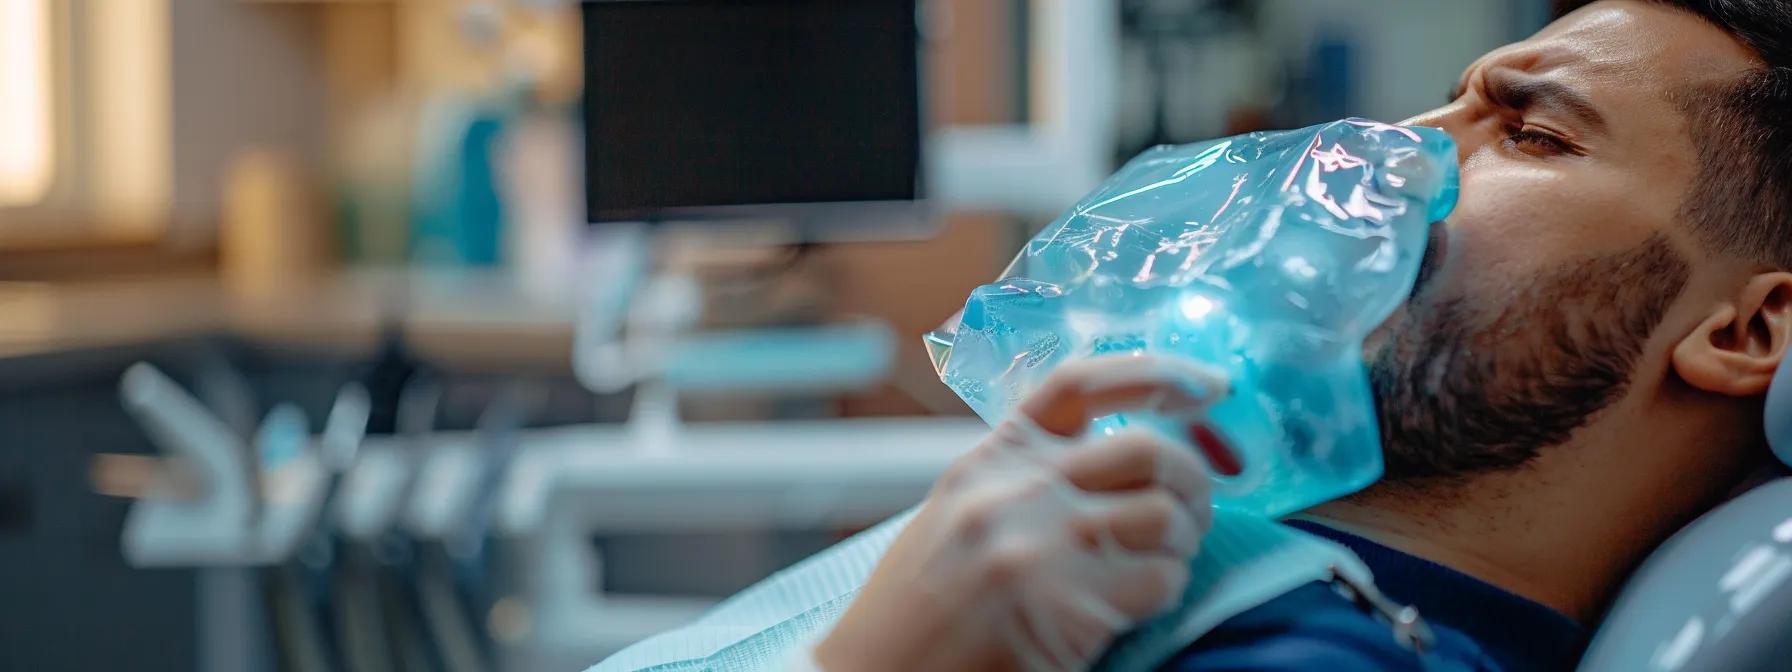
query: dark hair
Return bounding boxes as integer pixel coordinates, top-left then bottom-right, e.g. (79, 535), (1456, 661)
(1557, 0), (1792, 269)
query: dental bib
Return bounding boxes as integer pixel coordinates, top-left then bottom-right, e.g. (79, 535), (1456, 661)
(591, 120), (1460, 672)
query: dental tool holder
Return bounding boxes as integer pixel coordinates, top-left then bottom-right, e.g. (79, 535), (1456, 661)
(119, 364), (290, 566)
(120, 360), (530, 571)
(117, 364), (362, 567)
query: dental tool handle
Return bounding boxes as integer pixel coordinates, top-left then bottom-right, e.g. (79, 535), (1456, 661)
(119, 363), (257, 523)
(321, 383), (373, 473)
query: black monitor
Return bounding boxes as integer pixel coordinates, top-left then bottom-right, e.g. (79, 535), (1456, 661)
(582, 0), (923, 227)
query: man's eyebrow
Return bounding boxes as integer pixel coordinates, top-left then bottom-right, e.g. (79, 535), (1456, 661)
(1492, 76), (1609, 135)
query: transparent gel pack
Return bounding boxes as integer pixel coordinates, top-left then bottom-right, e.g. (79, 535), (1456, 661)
(927, 118), (1460, 517)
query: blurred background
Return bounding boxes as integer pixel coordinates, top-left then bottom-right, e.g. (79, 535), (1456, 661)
(0, 1), (1551, 670)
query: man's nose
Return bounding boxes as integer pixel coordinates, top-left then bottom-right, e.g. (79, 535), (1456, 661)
(1399, 104), (1475, 165)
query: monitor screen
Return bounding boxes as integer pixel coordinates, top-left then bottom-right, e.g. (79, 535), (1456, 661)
(582, 0), (921, 222)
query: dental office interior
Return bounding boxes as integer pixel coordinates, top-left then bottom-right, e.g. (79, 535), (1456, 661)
(0, 1), (1599, 670)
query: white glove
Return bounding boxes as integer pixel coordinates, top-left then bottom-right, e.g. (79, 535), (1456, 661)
(814, 355), (1230, 672)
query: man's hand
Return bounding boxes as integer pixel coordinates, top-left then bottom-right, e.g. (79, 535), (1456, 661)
(814, 355), (1228, 672)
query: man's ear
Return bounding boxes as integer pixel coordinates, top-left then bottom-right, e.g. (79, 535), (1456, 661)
(1673, 272), (1792, 397)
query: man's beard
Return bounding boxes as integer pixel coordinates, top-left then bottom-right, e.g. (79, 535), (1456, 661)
(1368, 235), (1691, 481)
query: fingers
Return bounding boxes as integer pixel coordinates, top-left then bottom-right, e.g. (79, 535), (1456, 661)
(1005, 556), (1186, 668)
(1056, 430), (1211, 508)
(1009, 589), (1120, 672)
(1072, 490), (1204, 556)
(1017, 355), (1229, 438)
(1098, 555), (1191, 620)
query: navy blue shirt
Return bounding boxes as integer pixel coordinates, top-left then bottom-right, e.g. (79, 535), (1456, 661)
(1160, 521), (1588, 672)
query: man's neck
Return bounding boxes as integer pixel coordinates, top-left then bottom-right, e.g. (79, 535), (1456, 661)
(1300, 478), (1609, 622)
(1299, 443), (1731, 623)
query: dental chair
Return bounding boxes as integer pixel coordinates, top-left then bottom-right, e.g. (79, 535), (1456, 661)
(1576, 357), (1792, 671)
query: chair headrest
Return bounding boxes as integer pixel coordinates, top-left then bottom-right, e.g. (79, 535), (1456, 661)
(1578, 361), (1792, 671)
(1769, 355), (1792, 467)
(1578, 478), (1792, 671)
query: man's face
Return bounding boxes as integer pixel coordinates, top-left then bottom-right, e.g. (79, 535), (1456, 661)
(1366, 0), (1760, 478)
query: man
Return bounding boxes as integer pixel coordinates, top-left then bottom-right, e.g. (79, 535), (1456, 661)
(812, 1), (1792, 670)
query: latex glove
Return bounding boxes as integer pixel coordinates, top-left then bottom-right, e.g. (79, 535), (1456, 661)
(814, 355), (1229, 672)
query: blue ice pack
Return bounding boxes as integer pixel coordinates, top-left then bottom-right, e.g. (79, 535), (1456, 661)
(928, 118), (1460, 517)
